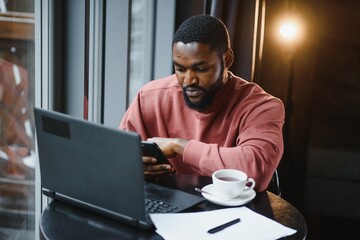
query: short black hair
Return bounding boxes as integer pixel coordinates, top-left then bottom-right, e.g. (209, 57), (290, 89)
(173, 15), (231, 55)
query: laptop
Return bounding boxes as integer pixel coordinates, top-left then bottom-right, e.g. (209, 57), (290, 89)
(34, 107), (204, 230)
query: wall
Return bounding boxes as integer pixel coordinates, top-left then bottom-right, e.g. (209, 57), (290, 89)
(257, 0), (360, 216)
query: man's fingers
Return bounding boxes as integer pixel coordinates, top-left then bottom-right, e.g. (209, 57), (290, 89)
(144, 163), (175, 177)
(144, 169), (174, 178)
(142, 156), (156, 164)
(144, 163), (172, 171)
(143, 156), (175, 178)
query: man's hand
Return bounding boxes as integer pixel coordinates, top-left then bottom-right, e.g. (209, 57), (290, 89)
(142, 137), (188, 178)
(142, 156), (174, 178)
(146, 137), (189, 158)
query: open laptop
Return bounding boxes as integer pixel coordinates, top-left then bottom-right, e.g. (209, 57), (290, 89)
(34, 107), (204, 230)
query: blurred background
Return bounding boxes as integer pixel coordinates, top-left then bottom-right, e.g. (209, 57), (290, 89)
(0, 0), (35, 240)
(178, 1), (360, 239)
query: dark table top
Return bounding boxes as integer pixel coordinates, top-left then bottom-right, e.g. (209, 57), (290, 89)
(40, 175), (307, 240)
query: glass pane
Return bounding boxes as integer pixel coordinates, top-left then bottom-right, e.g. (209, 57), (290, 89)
(0, 0), (35, 239)
(129, 0), (153, 103)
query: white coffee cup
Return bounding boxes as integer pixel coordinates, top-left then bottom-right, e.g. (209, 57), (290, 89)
(212, 169), (256, 199)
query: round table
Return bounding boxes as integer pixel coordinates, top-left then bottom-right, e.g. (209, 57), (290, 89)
(40, 175), (307, 239)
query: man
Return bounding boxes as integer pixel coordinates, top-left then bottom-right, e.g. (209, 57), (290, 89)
(120, 15), (284, 192)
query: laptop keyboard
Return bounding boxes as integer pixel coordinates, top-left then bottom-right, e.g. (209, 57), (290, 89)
(145, 198), (177, 213)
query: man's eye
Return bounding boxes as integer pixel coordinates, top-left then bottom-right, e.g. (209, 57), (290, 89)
(175, 68), (185, 72)
(196, 68), (208, 73)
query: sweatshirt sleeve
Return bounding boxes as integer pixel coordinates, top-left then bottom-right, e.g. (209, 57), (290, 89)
(119, 91), (148, 140)
(182, 98), (285, 192)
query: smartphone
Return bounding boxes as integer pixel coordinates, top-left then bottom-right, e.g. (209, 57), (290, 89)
(141, 141), (171, 165)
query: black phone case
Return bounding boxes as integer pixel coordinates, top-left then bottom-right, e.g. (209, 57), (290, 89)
(141, 141), (171, 165)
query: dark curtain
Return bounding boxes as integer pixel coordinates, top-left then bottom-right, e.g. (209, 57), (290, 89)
(203, 0), (265, 82)
(204, 0), (239, 47)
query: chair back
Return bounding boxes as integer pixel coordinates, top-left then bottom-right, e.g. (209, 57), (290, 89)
(267, 169), (281, 196)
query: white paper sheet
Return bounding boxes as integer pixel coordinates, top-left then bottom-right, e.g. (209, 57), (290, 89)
(150, 207), (297, 240)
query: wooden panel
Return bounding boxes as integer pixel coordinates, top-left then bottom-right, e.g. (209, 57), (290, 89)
(0, 12), (34, 41)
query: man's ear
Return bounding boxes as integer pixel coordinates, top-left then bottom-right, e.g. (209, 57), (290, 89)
(224, 49), (234, 68)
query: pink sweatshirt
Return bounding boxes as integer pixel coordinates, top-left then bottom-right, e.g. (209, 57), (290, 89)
(120, 72), (285, 192)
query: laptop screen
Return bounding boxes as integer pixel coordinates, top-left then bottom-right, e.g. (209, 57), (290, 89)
(34, 108), (205, 229)
(35, 108), (147, 221)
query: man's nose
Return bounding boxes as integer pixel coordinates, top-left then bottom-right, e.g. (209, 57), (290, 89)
(183, 70), (198, 86)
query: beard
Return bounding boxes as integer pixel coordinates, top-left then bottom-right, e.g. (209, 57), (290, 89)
(182, 62), (225, 112)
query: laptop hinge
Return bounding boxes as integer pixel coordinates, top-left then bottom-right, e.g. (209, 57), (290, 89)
(42, 188), (56, 198)
(45, 192), (141, 228)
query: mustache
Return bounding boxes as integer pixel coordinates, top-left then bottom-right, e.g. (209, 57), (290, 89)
(182, 85), (206, 91)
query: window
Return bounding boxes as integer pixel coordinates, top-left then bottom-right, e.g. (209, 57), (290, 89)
(33, 1), (175, 239)
(0, 0), (35, 239)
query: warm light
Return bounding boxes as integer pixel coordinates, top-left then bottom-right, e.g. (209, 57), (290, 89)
(277, 17), (304, 45)
(279, 22), (298, 40)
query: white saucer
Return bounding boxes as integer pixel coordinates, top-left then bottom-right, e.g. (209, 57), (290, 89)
(201, 184), (256, 207)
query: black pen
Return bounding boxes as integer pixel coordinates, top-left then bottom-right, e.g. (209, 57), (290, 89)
(207, 218), (241, 234)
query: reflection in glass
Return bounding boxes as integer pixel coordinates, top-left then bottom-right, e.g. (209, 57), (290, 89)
(0, 1), (35, 239)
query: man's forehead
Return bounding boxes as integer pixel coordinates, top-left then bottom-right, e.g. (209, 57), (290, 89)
(172, 42), (216, 58)
(173, 41), (210, 50)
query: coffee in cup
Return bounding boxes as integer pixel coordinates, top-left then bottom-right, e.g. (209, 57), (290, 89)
(212, 169), (256, 199)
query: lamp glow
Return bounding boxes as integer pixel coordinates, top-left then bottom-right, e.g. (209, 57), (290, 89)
(279, 22), (299, 40)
